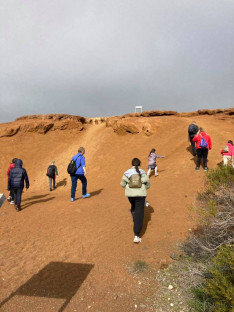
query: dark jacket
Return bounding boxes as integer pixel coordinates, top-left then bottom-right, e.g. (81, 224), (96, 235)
(8, 159), (29, 190)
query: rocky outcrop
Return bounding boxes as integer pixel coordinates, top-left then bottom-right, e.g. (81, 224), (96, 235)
(0, 125), (20, 137)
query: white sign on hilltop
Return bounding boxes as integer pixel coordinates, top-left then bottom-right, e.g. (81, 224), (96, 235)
(135, 106), (143, 113)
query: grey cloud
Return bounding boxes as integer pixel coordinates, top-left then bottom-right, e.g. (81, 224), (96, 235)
(1, 0), (234, 122)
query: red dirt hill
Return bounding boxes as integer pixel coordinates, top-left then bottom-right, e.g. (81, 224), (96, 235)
(0, 109), (233, 311)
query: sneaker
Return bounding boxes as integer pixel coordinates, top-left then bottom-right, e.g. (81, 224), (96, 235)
(71, 198), (75, 202)
(10, 200), (15, 205)
(16, 205), (21, 212)
(155, 173), (159, 177)
(195, 167), (200, 170)
(7, 196), (12, 202)
(133, 236), (142, 243)
(145, 201), (149, 207)
(82, 193), (91, 199)
(204, 167), (209, 171)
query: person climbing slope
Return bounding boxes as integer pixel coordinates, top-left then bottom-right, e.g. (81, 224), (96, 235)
(120, 158), (150, 244)
(147, 148), (165, 177)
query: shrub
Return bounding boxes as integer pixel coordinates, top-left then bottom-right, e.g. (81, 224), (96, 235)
(191, 245), (234, 312)
(183, 166), (234, 259)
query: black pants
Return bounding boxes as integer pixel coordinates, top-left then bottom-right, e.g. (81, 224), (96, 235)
(13, 188), (23, 206)
(9, 189), (15, 201)
(196, 148), (209, 168)
(128, 197), (145, 236)
(189, 136), (196, 156)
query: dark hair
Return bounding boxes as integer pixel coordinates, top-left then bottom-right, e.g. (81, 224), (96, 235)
(199, 127), (205, 132)
(149, 148), (155, 156)
(228, 140), (233, 145)
(12, 158), (17, 163)
(132, 158), (141, 176)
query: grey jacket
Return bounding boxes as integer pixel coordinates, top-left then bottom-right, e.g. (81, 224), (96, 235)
(120, 167), (150, 197)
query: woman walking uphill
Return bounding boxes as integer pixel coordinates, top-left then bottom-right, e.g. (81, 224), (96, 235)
(193, 127), (212, 171)
(8, 158), (29, 211)
(120, 158), (150, 243)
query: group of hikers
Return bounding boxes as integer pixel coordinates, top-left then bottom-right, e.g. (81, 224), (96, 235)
(4, 124), (234, 244)
(188, 121), (234, 170)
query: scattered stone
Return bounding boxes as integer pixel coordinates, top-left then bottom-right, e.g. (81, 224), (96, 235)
(159, 259), (168, 269)
(168, 285), (174, 290)
(170, 303), (174, 307)
(170, 252), (181, 261)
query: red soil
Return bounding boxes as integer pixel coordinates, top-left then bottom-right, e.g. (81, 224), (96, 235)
(0, 113), (233, 311)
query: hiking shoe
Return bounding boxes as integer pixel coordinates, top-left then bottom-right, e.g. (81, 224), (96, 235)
(82, 193), (90, 199)
(15, 205), (21, 212)
(204, 167), (209, 171)
(133, 236), (141, 243)
(195, 167), (200, 170)
(71, 198), (75, 202)
(10, 200), (15, 205)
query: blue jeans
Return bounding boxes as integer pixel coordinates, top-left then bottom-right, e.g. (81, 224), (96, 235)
(71, 174), (87, 198)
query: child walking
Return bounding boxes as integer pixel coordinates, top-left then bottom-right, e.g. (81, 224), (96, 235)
(147, 148), (165, 177)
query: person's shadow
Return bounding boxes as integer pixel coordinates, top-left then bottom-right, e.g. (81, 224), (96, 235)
(21, 197), (56, 210)
(56, 178), (67, 188)
(186, 146), (197, 165)
(140, 204), (154, 238)
(90, 188), (103, 196)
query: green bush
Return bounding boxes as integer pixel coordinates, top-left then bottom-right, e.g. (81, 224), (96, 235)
(206, 165), (234, 192)
(191, 245), (234, 312)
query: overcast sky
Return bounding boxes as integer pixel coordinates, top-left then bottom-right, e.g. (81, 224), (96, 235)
(0, 0), (234, 122)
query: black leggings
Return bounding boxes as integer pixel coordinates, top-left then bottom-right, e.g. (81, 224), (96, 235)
(13, 188), (23, 206)
(128, 197), (145, 236)
(196, 148), (209, 168)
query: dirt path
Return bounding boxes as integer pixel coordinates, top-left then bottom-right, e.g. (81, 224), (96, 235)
(0, 114), (233, 311)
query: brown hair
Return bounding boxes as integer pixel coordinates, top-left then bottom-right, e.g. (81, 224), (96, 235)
(78, 147), (85, 154)
(132, 158), (141, 176)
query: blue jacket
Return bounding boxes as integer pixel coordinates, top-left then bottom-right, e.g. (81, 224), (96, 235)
(72, 153), (86, 175)
(8, 159), (29, 190)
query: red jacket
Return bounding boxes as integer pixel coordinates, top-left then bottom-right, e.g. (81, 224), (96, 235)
(7, 163), (15, 180)
(193, 132), (212, 150)
(220, 143), (234, 156)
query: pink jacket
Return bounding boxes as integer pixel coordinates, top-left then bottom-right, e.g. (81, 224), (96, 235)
(193, 132), (212, 150)
(220, 143), (234, 156)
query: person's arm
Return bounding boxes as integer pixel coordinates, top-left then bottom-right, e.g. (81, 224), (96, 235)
(155, 154), (165, 158)
(7, 172), (11, 190)
(23, 169), (29, 189)
(81, 156), (86, 175)
(209, 136), (212, 150)
(120, 175), (128, 188)
(55, 166), (58, 176)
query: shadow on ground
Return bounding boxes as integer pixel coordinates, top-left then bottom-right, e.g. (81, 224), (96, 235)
(141, 204), (154, 238)
(22, 197), (56, 209)
(56, 178), (67, 188)
(0, 262), (94, 312)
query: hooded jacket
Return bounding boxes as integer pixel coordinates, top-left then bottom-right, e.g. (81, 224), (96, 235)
(120, 167), (150, 197)
(193, 132), (212, 150)
(8, 159), (29, 190)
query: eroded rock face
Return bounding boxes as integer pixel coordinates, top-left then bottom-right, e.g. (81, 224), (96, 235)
(0, 126), (20, 137)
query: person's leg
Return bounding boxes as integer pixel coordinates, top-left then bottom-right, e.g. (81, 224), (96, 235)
(15, 188), (23, 210)
(49, 177), (52, 191)
(128, 197), (136, 221)
(231, 158), (234, 169)
(196, 149), (202, 169)
(78, 175), (88, 195)
(147, 168), (151, 176)
(190, 137), (196, 156)
(222, 155), (229, 166)
(71, 175), (78, 199)
(154, 165), (158, 176)
(203, 148), (209, 169)
(13, 189), (17, 205)
(133, 197), (145, 237)
(53, 177), (56, 189)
